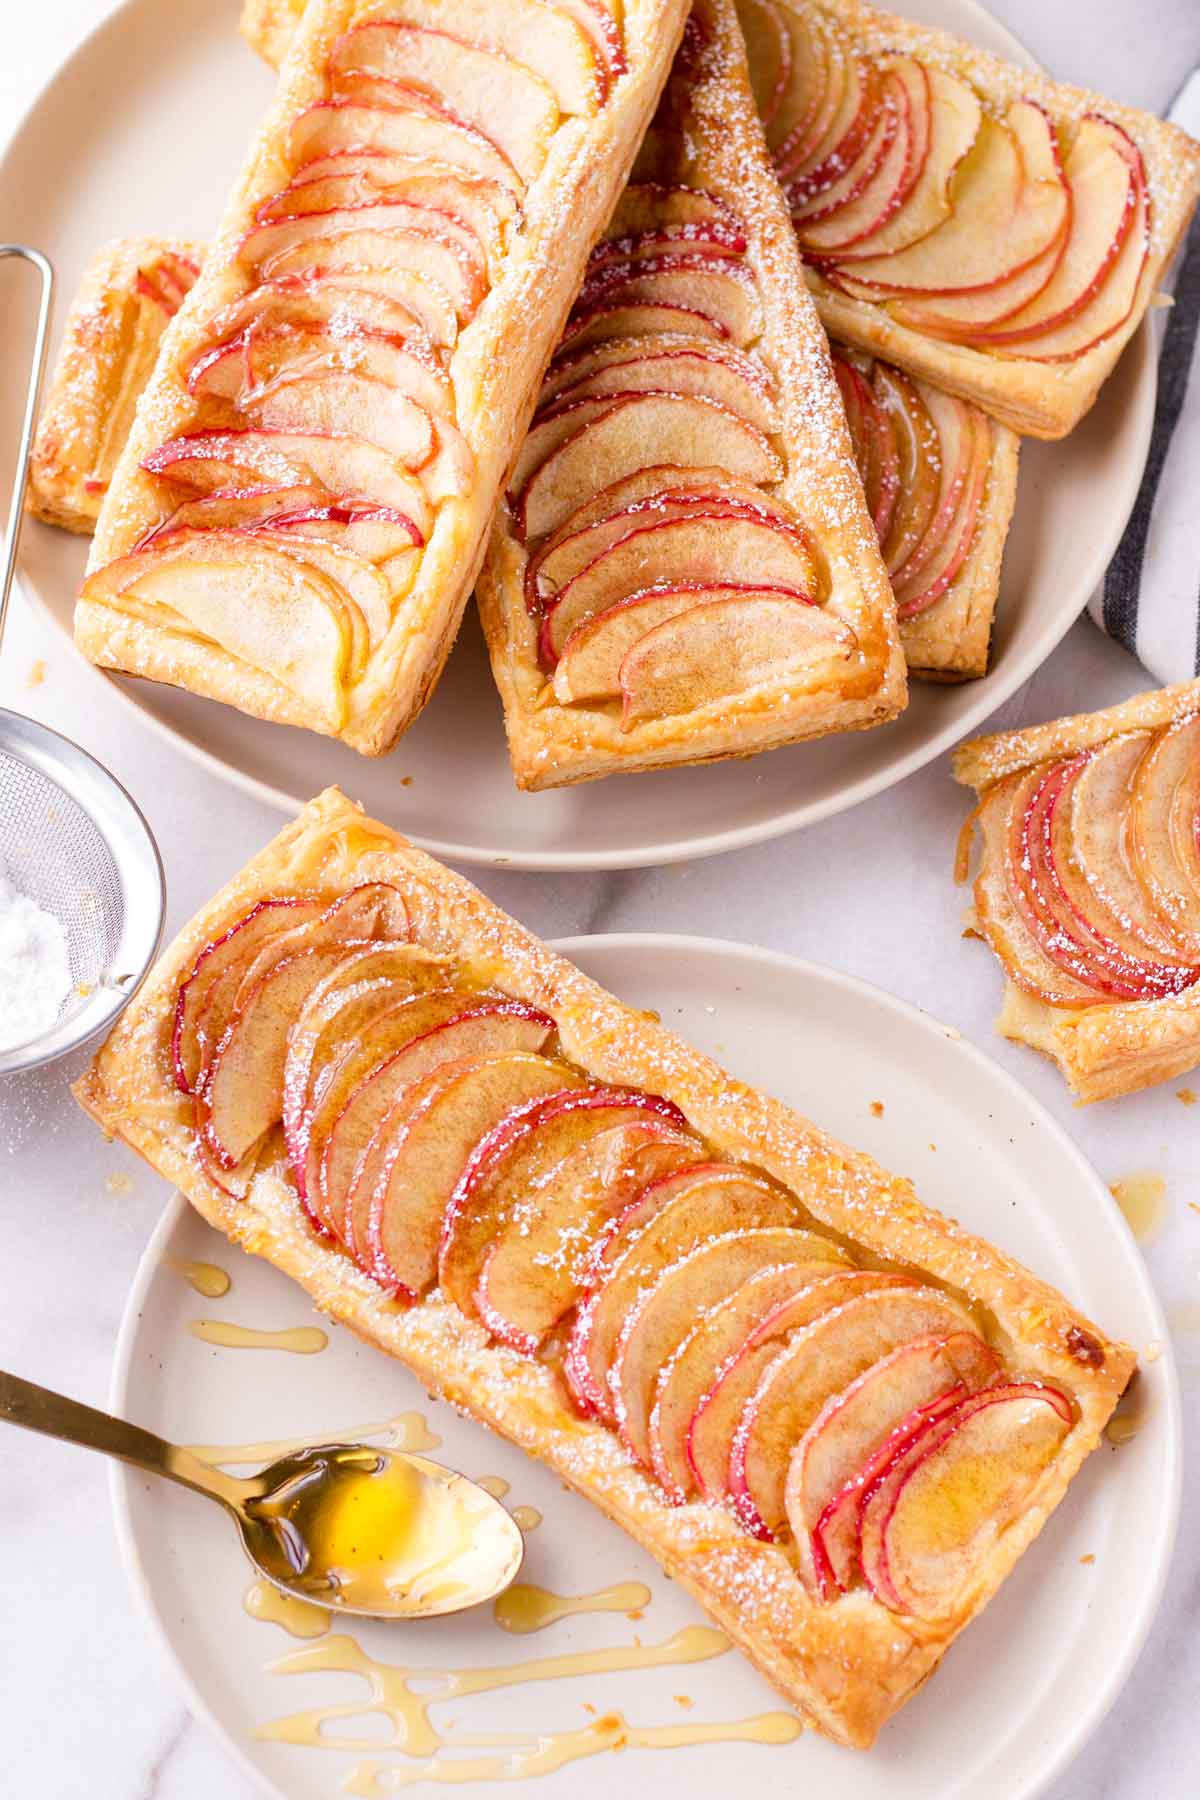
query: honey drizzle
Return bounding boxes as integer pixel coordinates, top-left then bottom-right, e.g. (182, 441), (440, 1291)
(189, 1319), (328, 1354)
(244, 1579), (330, 1639)
(511, 1505), (541, 1533)
(1109, 1172), (1167, 1244)
(494, 1581), (652, 1635)
(476, 1477), (510, 1500)
(257, 1626), (730, 1756)
(168, 1257), (231, 1298)
(186, 1411), (441, 1466)
(342, 1710), (804, 1791)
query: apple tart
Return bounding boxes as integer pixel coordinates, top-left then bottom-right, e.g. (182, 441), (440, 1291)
(75, 786), (1133, 1747)
(737, 0), (1200, 439)
(74, 0), (692, 753)
(27, 239), (202, 534)
(476, 0), (906, 789)
(831, 343), (1018, 680)
(955, 679), (1200, 1101)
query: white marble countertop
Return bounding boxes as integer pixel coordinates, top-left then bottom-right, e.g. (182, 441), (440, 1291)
(3, 2), (1199, 1795)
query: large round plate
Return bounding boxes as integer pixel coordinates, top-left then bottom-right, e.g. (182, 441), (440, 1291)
(111, 935), (1178, 1800)
(3, 0), (1156, 867)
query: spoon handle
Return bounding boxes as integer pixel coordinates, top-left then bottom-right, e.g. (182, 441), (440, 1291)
(0, 1368), (251, 1509)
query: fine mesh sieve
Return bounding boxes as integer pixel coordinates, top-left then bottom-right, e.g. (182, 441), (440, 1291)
(0, 246), (164, 1075)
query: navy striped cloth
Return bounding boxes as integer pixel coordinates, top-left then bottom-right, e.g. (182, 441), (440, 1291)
(1087, 71), (1200, 679)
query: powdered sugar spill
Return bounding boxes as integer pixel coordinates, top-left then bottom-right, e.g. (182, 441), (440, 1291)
(0, 869), (71, 1052)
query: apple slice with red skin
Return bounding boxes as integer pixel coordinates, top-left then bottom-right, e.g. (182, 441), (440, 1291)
(233, 881), (409, 1007)
(536, 345), (779, 437)
(686, 1269), (916, 1500)
(1125, 715), (1200, 956)
(763, 5), (828, 163)
(282, 267), (461, 353)
(551, 582), (820, 705)
(830, 112), (1067, 296)
(832, 354), (900, 543)
(366, 1057), (585, 1295)
(473, 1130), (699, 1352)
(827, 65), (980, 262)
(619, 594), (855, 727)
(611, 1226), (843, 1465)
(197, 944), (363, 1169)
(438, 1087), (688, 1319)
(790, 66), (898, 226)
(266, 163), (516, 258)
(192, 327), (453, 422)
(173, 898), (326, 1094)
(242, 198), (484, 289)
(570, 256), (763, 348)
(563, 1162), (799, 1419)
(327, 0), (603, 117)
(539, 334), (764, 409)
(141, 430), (435, 530)
(795, 68), (926, 257)
(861, 1383), (1071, 1616)
(893, 407), (989, 619)
(539, 515), (817, 664)
(251, 229), (485, 326)
(198, 275), (444, 356)
(1064, 734), (1188, 960)
(514, 394), (783, 542)
(256, 505), (425, 567)
(556, 302), (731, 357)
(740, 0), (792, 133)
(603, 185), (740, 241)
(873, 363), (940, 574)
(140, 487), (420, 560)
(585, 222), (749, 274)
(727, 1284), (976, 1539)
(886, 386), (974, 596)
(240, 372), (437, 474)
(776, 37), (865, 185)
(288, 102), (523, 196)
(326, 21), (560, 183)
(649, 1258), (850, 1502)
(889, 229), (1067, 336)
(317, 999), (556, 1245)
(785, 1329), (999, 1594)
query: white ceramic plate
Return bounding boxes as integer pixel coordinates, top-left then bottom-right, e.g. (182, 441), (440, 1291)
(3, 0), (1156, 868)
(110, 934), (1179, 1800)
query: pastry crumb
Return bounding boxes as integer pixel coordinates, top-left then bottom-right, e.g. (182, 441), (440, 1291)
(626, 1608), (645, 1621)
(1176, 1088), (1196, 1106)
(869, 1100), (884, 1118)
(400, 776), (413, 787)
(673, 1694), (694, 1709)
(105, 1171), (134, 1195)
(25, 659), (46, 688)
(1079, 1553), (1095, 1565)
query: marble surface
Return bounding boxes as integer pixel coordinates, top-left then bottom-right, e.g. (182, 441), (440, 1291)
(2, 2), (1199, 1795)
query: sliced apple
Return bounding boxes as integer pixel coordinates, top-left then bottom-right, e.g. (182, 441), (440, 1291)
(893, 404), (989, 618)
(289, 102), (522, 195)
(619, 594), (854, 727)
(649, 1258), (849, 1502)
(861, 1383), (1071, 1616)
(530, 464), (794, 574)
(539, 515), (817, 663)
(740, 0), (792, 132)
(832, 353), (899, 544)
(586, 222), (749, 275)
(785, 1330), (999, 1594)
(342, 0), (603, 116)
(571, 255), (763, 347)
(537, 344), (779, 435)
(1064, 734), (1186, 959)
(795, 67), (926, 256)
(604, 185), (740, 240)
(272, 162), (516, 260)
(173, 898), (326, 1094)
(829, 65), (980, 262)
(1126, 715), (1200, 956)
(563, 1162), (799, 1419)
(557, 300), (731, 355)
(141, 429), (434, 532)
(775, 33), (858, 184)
(474, 1128), (699, 1351)
(364, 1054), (580, 1295)
(202, 326), (453, 421)
(515, 394), (784, 542)
(242, 201), (483, 294)
(790, 64), (895, 224)
(612, 1226), (841, 1465)
(249, 225), (485, 323)
(199, 273), (444, 354)
(327, 21), (560, 183)
(235, 882), (411, 1008)
(889, 230), (1066, 335)
(439, 1086), (688, 1319)
(764, 6), (828, 164)
(873, 363), (939, 573)
(728, 1284), (976, 1538)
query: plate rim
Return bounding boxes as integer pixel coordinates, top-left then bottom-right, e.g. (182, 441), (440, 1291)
(6, 0), (1158, 870)
(109, 931), (1182, 1800)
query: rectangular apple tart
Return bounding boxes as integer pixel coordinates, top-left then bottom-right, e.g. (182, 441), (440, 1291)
(956, 679), (1200, 1102)
(476, 0), (907, 789)
(75, 786), (1133, 1747)
(28, 239), (202, 534)
(74, 0), (692, 753)
(737, 0), (1200, 439)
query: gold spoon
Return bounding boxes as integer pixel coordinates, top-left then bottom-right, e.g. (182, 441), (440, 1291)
(0, 1370), (524, 1619)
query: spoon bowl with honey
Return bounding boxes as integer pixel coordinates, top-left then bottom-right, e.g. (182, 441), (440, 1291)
(0, 1369), (524, 1619)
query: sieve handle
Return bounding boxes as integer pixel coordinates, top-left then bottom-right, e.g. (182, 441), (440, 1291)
(0, 245), (54, 658)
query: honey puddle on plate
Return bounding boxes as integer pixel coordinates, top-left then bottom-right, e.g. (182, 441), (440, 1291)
(510, 1505), (541, 1533)
(168, 1257), (231, 1298)
(186, 1411), (441, 1467)
(493, 1581), (652, 1635)
(257, 1625), (735, 1760)
(245, 1579), (330, 1639)
(1109, 1172), (1167, 1244)
(189, 1319), (329, 1355)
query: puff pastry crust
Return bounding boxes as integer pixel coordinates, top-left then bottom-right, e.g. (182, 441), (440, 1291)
(27, 239), (202, 534)
(76, 0), (691, 754)
(955, 679), (1200, 1101)
(75, 786), (1132, 1747)
(475, 0), (906, 790)
(738, 0), (1200, 440)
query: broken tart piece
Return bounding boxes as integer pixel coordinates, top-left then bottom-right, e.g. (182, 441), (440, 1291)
(955, 679), (1200, 1101)
(75, 0), (690, 752)
(476, 0), (906, 789)
(28, 239), (202, 533)
(737, 0), (1200, 439)
(831, 342), (1018, 680)
(75, 786), (1132, 1747)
